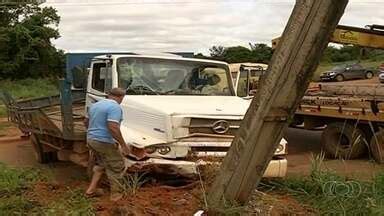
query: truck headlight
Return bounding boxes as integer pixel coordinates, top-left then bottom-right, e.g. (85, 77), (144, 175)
(158, 146), (171, 155)
(275, 144), (285, 154)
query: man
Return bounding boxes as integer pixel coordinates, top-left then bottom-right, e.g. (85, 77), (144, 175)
(200, 74), (221, 95)
(84, 88), (142, 201)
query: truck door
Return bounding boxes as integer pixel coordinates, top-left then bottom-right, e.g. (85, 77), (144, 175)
(86, 60), (113, 109)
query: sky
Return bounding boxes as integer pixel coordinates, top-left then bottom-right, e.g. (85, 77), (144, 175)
(43, 0), (384, 55)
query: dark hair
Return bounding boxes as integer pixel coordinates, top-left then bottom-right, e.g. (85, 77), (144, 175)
(108, 88), (126, 97)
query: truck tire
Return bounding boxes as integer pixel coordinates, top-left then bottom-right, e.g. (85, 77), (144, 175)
(336, 74), (344, 82)
(365, 71), (373, 79)
(30, 134), (57, 164)
(321, 122), (368, 159)
(370, 130), (384, 163)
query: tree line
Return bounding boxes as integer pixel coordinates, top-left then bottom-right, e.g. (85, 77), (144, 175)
(197, 43), (384, 65)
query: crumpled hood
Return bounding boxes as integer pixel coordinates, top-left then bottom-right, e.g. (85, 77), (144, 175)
(121, 95), (251, 117)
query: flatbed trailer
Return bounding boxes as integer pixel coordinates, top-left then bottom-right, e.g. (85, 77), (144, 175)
(292, 83), (384, 162)
(0, 89), (89, 165)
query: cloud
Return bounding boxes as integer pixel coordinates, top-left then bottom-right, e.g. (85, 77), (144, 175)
(44, 0), (383, 55)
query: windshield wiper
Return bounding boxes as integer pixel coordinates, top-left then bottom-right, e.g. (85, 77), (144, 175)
(126, 85), (160, 95)
(161, 89), (210, 95)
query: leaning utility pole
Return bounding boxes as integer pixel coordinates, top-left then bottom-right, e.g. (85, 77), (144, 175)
(208, 0), (349, 206)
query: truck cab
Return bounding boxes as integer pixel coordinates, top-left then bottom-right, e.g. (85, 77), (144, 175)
(85, 54), (287, 177)
(230, 62), (268, 97)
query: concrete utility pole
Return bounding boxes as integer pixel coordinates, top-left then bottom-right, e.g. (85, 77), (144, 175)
(208, 0), (349, 206)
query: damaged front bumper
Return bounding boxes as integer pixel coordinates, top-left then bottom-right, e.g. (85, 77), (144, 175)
(124, 157), (287, 178)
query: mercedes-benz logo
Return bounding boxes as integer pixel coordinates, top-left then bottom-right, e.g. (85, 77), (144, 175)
(212, 120), (230, 134)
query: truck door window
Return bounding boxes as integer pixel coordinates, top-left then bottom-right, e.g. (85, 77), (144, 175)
(91, 62), (111, 92)
(237, 70), (248, 97)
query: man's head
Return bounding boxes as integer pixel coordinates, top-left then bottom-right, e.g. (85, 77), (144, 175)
(107, 88), (126, 104)
(207, 74), (221, 86)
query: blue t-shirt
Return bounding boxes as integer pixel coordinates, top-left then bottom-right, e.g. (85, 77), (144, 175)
(87, 99), (123, 144)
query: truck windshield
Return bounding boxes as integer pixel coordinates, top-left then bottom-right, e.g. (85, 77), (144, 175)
(117, 57), (232, 96)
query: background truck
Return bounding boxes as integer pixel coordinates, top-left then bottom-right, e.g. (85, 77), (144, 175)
(1, 52), (288, 178)
(231, 24), (384, 162)
(230, 63), (384, 162)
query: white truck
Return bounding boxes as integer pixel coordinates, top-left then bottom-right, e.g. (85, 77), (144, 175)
(2, 54), (287, 177)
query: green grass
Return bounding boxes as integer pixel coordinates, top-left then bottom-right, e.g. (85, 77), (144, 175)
(261, 153), (384, 215)
(0, 78), (58, 101)
(0, 163), (95, 215)
(0, 163), (48, 215)
(0, 106), (6, 118)
(0, 163), (47, 195)
(117, 172), (148, 196)
(44, 189), (95, 216)
(0, 78), (58, 118)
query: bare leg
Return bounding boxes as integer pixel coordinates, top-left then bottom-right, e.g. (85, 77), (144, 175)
(86, 166), (104, 194)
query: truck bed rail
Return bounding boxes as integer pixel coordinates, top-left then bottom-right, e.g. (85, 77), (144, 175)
(0, 90), (86, 140)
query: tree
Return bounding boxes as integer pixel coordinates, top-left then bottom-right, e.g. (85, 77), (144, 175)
(222, 46), (253, 63)
(209, 46), (226, 59)
(249, 43), (273, 63)
(321, 45), (361, 63)
(209, 43), (273, 63)
(0, 3), (64, 79)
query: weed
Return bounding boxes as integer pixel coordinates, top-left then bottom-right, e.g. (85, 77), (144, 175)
(44, 189), (95, 216)
(207, 198), (246, 216)
(0, 163), (47, 195)
(0, 164), (49, 215)
(116, 172), (147, 196)
(0, 195), (40, 215)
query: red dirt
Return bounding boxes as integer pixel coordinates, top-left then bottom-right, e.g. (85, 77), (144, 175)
(95, 185), (201, 216)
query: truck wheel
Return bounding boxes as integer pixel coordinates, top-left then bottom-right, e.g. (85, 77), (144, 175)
(370, 130), (384, 163)
(365, 71), (373, 79)
(336, 74), (344, 82)
(31, 134), (57, 164)
(321, 122), (368, 159)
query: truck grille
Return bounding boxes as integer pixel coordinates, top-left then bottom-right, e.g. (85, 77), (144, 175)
(188, 118), (241, 136)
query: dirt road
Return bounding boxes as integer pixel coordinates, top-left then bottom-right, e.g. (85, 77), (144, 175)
(285, 127), (384, 180)
(1, 120), (382, 181)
